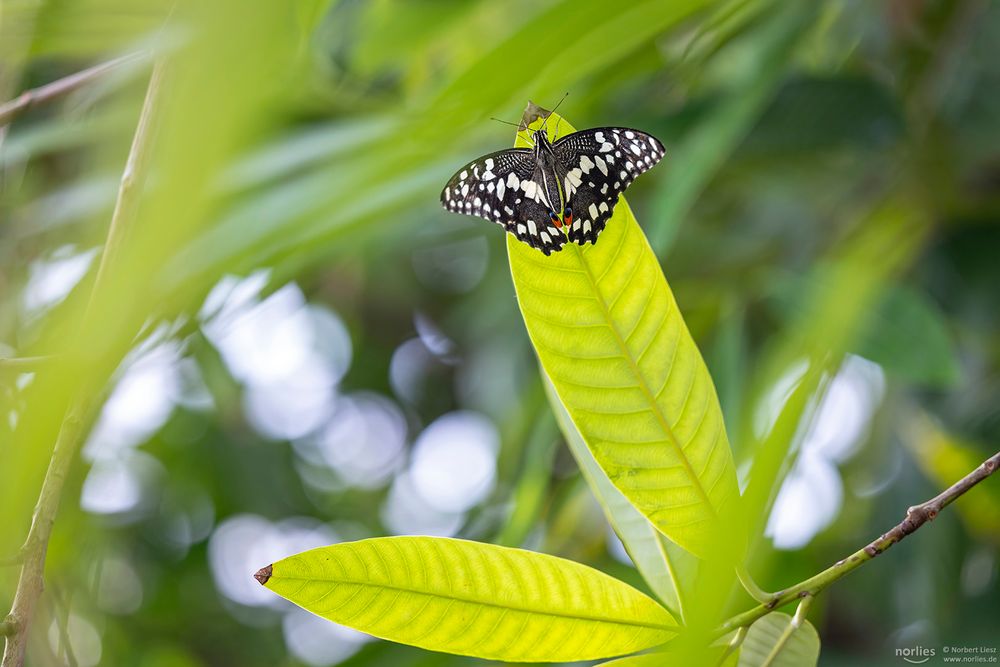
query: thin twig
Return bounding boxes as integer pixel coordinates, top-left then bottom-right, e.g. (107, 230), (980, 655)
(0, 60), (165, 667)
(0, 52), (143, 126)
(717, 449), (1000, 637)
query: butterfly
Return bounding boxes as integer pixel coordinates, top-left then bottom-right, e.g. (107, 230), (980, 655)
(440, 125), (664, 255)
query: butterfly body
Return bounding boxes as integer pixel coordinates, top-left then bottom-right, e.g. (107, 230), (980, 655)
(441, 126), (664, 254)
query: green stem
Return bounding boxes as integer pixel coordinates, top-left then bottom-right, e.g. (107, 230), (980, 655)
(715, 625), (747, 666)
(758, 596), (813, 667)
(1, 60), (166, 667)
(735, 562), (773, 603)
(717, 449), (1000, 637)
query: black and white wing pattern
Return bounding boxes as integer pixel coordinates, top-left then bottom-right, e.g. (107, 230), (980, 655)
(553, 128), (665, 246)
(440, 148), (566, 255)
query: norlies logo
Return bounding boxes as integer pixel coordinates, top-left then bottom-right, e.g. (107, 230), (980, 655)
(897, 646), (936, 664)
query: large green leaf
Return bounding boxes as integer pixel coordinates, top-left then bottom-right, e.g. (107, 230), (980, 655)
(738, 613), (820, 667)
(509, 113), (739, 557)
(597, 654), (670, 666)
(546, 376), (698, 620)
(258, 537), (677, 662)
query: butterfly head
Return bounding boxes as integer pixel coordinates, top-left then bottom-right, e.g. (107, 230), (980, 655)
(531, 129), (552, 147)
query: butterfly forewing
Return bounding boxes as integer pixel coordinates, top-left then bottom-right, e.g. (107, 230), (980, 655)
(553, 128), (665, 245)
(440, 147), (566, 254)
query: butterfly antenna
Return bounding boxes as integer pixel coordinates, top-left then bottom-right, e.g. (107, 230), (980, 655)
(540, 92), (569, 136)
(489, 117), (522, 129)
(490, 117), (534, 145)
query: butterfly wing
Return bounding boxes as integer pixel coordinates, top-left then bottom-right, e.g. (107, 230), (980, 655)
(553, 128), (665, 245)
(441, 148), (565, 254)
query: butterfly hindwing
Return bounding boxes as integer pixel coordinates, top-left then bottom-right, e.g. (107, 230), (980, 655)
(553, 127), (665, 245)
(440, 147), (565, 254)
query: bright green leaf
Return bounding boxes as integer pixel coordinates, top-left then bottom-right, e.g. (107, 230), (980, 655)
(259, 536), (677, 663)
(597, 653), (670, 666)
(508, 113), (740, 557)
(738, 613), (820, 667)
(545, 376), (698, 620)
(596, 641), (737, 666)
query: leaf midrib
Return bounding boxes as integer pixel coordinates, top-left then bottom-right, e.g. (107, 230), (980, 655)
(270, 574), (678, 632)
(571, 236), (715, 513)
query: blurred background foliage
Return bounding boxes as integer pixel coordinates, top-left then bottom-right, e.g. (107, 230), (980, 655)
(1, 0), (998, 665)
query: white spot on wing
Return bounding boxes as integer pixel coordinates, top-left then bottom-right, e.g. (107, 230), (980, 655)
(579, 155), (595, 174)
(595, 155), (608, 176)
(588, 203), (599, 219)
(496, 179), (505, 201)
(528, 220), (537, 235)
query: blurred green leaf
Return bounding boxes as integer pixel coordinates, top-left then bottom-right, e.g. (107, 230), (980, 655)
(855, 285), (960, 387)
(508, 112), (739, 558)
(770, 273), (959, 387)
(650, 3), (818, 255)
(261, 536), (677, 662)
(294, 0), (336, 44)
(738, 76), (902, 156)
(738, 612), (819, 667)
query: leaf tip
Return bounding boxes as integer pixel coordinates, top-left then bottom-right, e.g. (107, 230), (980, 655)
(253, 564), (273, 586)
